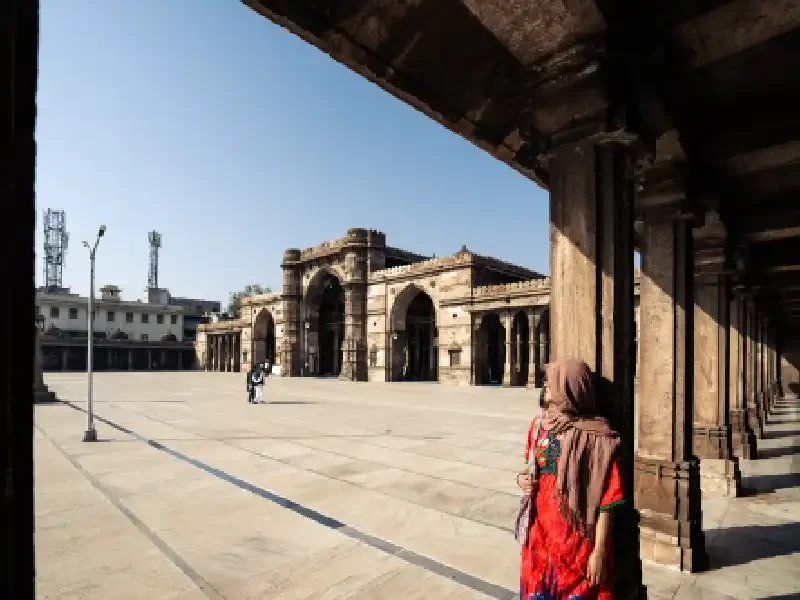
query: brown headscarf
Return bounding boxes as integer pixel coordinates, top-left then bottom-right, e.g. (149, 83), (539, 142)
(542, 359), (621, 540)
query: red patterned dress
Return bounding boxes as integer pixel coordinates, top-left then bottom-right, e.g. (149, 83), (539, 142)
(520, 418), (624, 600)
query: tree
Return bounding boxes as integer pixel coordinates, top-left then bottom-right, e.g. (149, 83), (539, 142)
(160, 332), (177, 342)
(109, 329), (129, 340)
(228, 284), (271, 317)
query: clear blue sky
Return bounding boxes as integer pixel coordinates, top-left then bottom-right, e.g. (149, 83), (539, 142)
(35, 0), (550, 304)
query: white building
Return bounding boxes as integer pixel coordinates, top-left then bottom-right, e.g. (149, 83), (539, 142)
(36, 285), (184, 342)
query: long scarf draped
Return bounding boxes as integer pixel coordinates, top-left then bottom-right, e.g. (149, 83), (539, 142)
(540, 359), (620, 541)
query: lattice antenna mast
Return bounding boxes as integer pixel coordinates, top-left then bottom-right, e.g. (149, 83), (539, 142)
(43, 209), (69, 289)
(148, 231), (162, 288)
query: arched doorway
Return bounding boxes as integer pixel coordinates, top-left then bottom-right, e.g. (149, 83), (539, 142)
(390, 286), (437, 382)
(252, 309), (276, 367)
(477, 313), (505, 385)
(511, 311), (530, 387)
(306, 271), (344, 377)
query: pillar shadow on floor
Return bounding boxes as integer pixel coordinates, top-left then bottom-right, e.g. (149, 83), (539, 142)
(759, 595), (800, 600)
(706, 522), (800, 568)
(741, 472), (800, 493)
(765, 428), (800, 440)
(758, 445), (800, 459)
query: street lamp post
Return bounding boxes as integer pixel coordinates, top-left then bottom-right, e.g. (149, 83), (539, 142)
(82, 225), (106, 442)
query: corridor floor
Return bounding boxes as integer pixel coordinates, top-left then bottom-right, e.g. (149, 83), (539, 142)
(34, 373), (800, 599)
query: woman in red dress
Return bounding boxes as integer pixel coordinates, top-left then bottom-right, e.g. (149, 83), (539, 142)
(516, 359), (624, 599)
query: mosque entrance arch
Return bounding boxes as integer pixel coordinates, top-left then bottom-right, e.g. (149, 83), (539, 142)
(252, 309), (276, 367)
(477, 313), (505, 385)
(306, 270), (344, 377)
(390, 286), (437, 382)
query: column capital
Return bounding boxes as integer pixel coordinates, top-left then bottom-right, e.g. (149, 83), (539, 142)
(693, 209), (733, 277)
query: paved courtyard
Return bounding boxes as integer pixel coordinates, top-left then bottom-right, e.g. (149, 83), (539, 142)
(35, 373), (800, 599)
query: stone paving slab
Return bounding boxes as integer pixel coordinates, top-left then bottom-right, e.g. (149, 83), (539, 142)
(35, 373), (800, 599)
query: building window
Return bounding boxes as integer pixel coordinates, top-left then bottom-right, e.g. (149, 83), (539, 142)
(141, 314), (149, 324)
(140, 334), (149, 341)
(68, 307), (78, 319)
(171, 314), (177, 325)
(36, 305), (41, 314)
(126, 312), (134, 323)
(157, 314), (164, 325)
(448, 348), (462, 367)
(107, 311), (115, 322)
(243, 351), (248, 363)
(50, 306), (59, 318)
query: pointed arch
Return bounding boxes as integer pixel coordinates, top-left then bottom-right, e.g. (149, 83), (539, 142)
(252, 308), (276, 366)
(304, 269), (344, 376)
(389, 284), (438, 382)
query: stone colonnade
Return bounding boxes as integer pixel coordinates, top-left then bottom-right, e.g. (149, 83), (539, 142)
(205, 333), (241, 372)
(548, 135), (781, 583)
(471, 307), (549, 387)
(41, 344), (191, 371)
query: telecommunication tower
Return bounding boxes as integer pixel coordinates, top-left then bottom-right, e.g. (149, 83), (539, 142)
(43, 209), (69, 289)
(148, 231), (162, 288)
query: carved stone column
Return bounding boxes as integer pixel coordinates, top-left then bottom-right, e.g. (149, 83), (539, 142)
(760, 315), (770, 424)
(340, 282), (367, 382)
(691, 211), (741, 497)
(526, 308), (539, 388)
(635, 175), (707, 572)
(502, 311), (512, 387)
(281, 249), (302, 377)
(549, 137), (641, 592)
(34, 318), (55, 403)
(744, 297), (764, 439)
(729, 290), (758, 459)
(470, 314), (481, 385)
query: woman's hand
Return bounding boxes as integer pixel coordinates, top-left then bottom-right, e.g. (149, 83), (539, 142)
(586, 547), (607, 587)
(517, 472), (537, 496)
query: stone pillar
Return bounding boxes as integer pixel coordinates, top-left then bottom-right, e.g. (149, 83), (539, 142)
(635, 177), (707, 572)
(470, 314), (481, 385)
(333, 325), (341, 376)
(760, 315), (769, 424)
(536, 326), (548, 387)
(147, 348), (152, 370)
(340, 282), (367, 382)
(691, 211), (741, 497)
(61, 348), (68, 371)
(34, 321), (55, 403)
(549, 138), (642, 593)
(502, 311), (512, 387)
(281, 249), (303, 377)
(729, 290), (758, 459)
(177, 350), (183, 370)
(526, 308), (539, 388)
(127, 348), (133, 371)
(744, 298), (764, 439)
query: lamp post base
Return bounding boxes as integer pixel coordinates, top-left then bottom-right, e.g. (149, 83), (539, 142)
(82, 428), (98, 442)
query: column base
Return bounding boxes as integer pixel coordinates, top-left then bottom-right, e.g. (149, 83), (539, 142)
(749, 406), (765, 439)
(634, 456), (708, 573)
(34, 384), (56, 403)
(699, 458), (741, 497)
(730, 409), (758, 460)
(82, 428), (98, 442)
(692, 426), (742, 496)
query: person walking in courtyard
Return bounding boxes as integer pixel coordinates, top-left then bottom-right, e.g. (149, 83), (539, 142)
(246, 362), (259, 403)
(516, 359), (624, 599)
